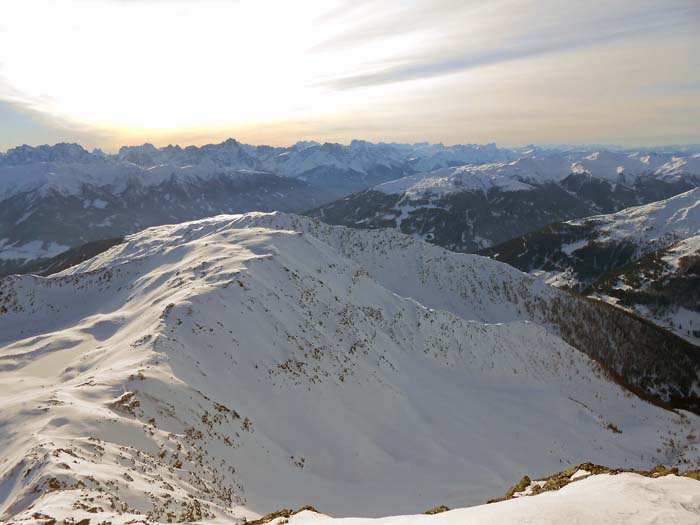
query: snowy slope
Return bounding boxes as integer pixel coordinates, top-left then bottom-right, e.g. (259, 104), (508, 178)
(403, 142), (514, 172)
(0, 140), (516, 201)
(3, 142), (695, 204)
(228, 212), (555, 323)
(375, 157), (570, 196)
(1, 214), (700, 524)
(590, 233), (700, 344)
(0, 156), (304, 200)
(4, 142), (700, 273)
(376, 165), (534, 196)
(485, 187), (700, 288)
(652, 154), (700, 182)
(226, 213), (700, 406)
(312, 153), (700, 253)
(663, 233), (700, 269)
(483, 188), (700, 342)
(575, 186), (700, 249)
(0, 165), (331, 276)
(571, 151), (669, 182)
(115, 139), (516, 181)
(285, 473), (700, 525)
(0, 140), (514, 272)
(374, 152), (700, 197)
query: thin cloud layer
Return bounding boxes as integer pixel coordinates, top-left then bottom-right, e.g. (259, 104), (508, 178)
(317, 0), (699, 89)
(0, 0), (698, 149)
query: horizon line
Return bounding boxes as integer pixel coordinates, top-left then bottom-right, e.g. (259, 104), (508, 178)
(3, 137), (700, 156)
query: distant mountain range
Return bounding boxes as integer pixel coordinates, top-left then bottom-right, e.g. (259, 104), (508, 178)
(2, 140), (700, 282)
(0, 139), (517, 199)
(0, 139), (519, 275)
(311, 152), (700, 252)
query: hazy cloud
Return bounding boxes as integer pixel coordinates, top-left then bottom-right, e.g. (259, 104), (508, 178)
(317, 0), (700, 89)
(0, 0), (698, 149)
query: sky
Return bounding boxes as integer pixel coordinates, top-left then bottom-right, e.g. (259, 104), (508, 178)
(0, 0), (699, 151)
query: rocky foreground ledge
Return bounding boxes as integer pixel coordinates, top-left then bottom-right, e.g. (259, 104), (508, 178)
(249, 464), (700, 525)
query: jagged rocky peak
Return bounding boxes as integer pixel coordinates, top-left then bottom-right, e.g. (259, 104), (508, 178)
(0, 142), (95, 165)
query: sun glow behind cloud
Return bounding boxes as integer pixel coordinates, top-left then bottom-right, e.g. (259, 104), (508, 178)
(0, 0), (699, 149)
(1, 1), (332, 126)
(0, 0), (440, 132)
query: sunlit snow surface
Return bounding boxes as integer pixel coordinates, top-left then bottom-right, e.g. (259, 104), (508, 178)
(1, 213), (698, 524)
(574, 187), (700, 248)
(376, 153), (700, 196)
(287, 474), (700, 525)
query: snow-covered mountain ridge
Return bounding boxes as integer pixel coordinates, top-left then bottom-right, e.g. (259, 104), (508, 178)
(375, 152), (700, 197)
(0, 139), (513, 275)
(222, 213), (700, 408)
(0, 167), (332, 277)
(483, 187), (700, 286)
(481, 187), (700, 343)
(573, 186), (700, 248)
(0, 140), (518, 200)
(311, 153), (700, 253)
(1, 213), (699, 524)
(588, 233), (700, 344)
(3, 141), (700, 276)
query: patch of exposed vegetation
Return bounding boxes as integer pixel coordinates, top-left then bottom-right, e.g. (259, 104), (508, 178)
(488, 463), (700, 504)
(245, 505), (320, 525)
(424, 505), (450, 515)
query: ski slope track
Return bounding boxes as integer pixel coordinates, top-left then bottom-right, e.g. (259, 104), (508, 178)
(1, 213), (699, 524)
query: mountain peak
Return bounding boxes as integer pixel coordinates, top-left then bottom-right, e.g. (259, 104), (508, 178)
(1, 142), (93, 165)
